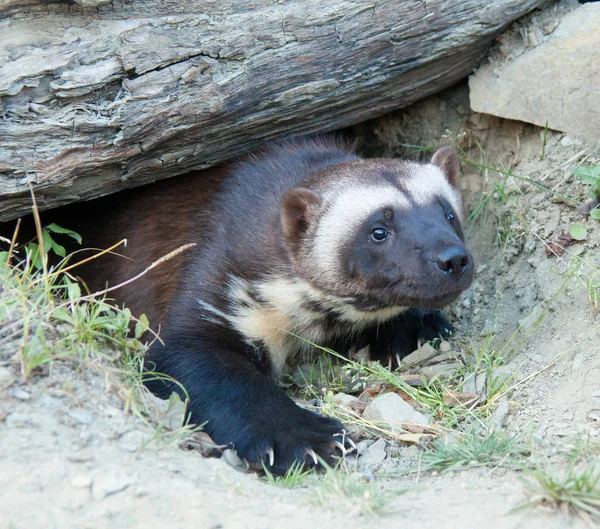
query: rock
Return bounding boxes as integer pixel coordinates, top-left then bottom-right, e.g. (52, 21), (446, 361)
(41, 394), (64, 410)
(92, 473), (135, 500)
(0, 367), (16, 391)
(5, 412), (37, 428)
(401, 343), (437, 367)
(68, 409), (96, 425)
(490, 397), (510, 430)
(332, 393), (367, 414)
(462, 374), (477, 395)
(357, 438), (387, 471)
(10, 386), (31, 401)
(426, 352), (454, 365)
(475, 372), (487, 398)
(362, 392), (430, 435)
(420, 362), (462, 377)
(72, 475), (93, 489)
(470, 3), (600, 142)
(354, 439), (375, 456)
(439, 341), (452, 353)
(118, 429), (149, 453)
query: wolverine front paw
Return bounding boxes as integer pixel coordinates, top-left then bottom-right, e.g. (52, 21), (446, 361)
(367, 308), (453, 365)
(212, 403), (354, 475)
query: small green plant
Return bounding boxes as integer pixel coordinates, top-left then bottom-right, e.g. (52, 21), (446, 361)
(262, 460), (315, 488)
(519, 464), (600, 519)
(573, 164), (600, 219)
(312, 464), (390, 516)
(421, 430), (530, 472)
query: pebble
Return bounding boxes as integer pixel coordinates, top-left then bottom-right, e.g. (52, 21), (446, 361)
(401, 343), (437, 367)
(5, 412), (37, 428)
(118, 429), (148, 453)
(92, 473), (135, 500)
(72, 475), (93, 489)
(462, 374), (476, 395)
(420, 362), (462, 377)
(10, 386), (31, 401)
(41, 394), (64, 411)
(68, 409), (96, 425)
(357, 438), (387, 471)
(362, 392), (430, 435)
(0, 367), (16, 391)
(439, 341), (452, 353)
(490, 397), (510, 430)
(354, 439), (375, 455)
(332, 393), (366, 413)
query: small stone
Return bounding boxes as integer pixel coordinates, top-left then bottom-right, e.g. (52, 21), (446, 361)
(41, 394), (64, 410)
(420, 362), (462, 377)
(475, 372), (487, 397)
(560, 135), (574, 147)
(425, 352), (454, 365)
(10, 386), (31, 401)
(221, 449), (249, 472)
(462, 374), (476, 395)
(72, 475), (93, 489)
(118, 430), (149, 453)
(490, 397), (510, 431)
(332, 393), (367, 414)
(401, 343), (437, 367)
(5, 412), (37, 428)
(92, 473), (135, 500)
(0, 367), (16, 391)
(362, 392), (430, 435)
(354, 439), (375, 455)
(439, 341), (452, 353)
(357, 438), (387, 471)
(68, 409), (96, 425)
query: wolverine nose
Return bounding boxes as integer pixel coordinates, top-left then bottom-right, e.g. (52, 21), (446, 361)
(435, 246), (470, 277)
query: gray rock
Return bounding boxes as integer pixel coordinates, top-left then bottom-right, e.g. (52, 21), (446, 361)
(439, 341), (452, 353)
(68, 409), (97, 425)
(357, 438), (387, 471)
(10, 386), (31, 401)
(462, 373), (477, 395)
(5, 412), (37, 428)
(0, 367), (16, 391)
(401, 343), (437, 367)
(470, 4), (600, 142)
(420, 362), (462, 377)
(362, 392), (430, 435)
(490, 397), (510, 431)
(92, 473), (135, 500)
(41, 394), (64, 410)
(354, 439), (375, 456)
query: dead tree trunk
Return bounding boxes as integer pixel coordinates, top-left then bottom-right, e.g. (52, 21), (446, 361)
(0, 0), (549, 222)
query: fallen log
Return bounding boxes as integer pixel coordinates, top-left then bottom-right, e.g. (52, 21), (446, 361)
(0, 0), (549, 221)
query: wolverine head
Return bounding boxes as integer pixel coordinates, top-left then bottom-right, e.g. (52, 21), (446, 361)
(280, 147), (473, 313)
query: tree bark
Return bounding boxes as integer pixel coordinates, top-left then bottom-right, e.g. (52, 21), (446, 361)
(0, 0), (549, 222)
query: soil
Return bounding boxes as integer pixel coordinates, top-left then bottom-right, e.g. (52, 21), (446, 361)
(2, 8), (600, 529)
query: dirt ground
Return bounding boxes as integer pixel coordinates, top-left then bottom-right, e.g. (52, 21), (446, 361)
(2, 29), (600, 529)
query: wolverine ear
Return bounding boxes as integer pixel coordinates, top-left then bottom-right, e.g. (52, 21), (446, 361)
(431, 146), (459, 187)
(281, 188), (323, 243)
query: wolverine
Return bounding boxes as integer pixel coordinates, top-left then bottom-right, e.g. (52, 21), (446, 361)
(12, 137), (474, 474)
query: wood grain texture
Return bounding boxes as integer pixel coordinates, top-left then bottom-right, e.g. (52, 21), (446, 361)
(0, 0), (549, 221)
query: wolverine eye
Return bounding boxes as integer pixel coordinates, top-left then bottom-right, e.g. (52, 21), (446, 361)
(371, 228), (389, 242)
(447, 212), (455, 222)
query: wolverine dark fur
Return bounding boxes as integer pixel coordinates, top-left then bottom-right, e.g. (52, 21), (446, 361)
(10, 137), (473, 474)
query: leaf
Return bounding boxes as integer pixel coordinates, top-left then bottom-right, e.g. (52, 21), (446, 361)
(569, 223), (588, 241)
(0, 251), (8, 264)
(590, 208), (600, 220)
(573, 165), (600, 187)
(46, 223), (83, 245)
(26, 242), (42, 270)
(134, 313), (150, 339)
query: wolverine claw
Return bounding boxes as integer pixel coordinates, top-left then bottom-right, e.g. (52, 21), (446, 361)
(306, 448), (319, 466)
(332, 440), (347, 456)
(266, 447), (275, 467)
(346, 437), (357, 451)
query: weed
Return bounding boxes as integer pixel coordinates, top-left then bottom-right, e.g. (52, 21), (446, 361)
(421, 430), (530, 472)
(519, 464), (600, 519)
(262, 461), (316, 488)
(312, 464), (391, 516)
